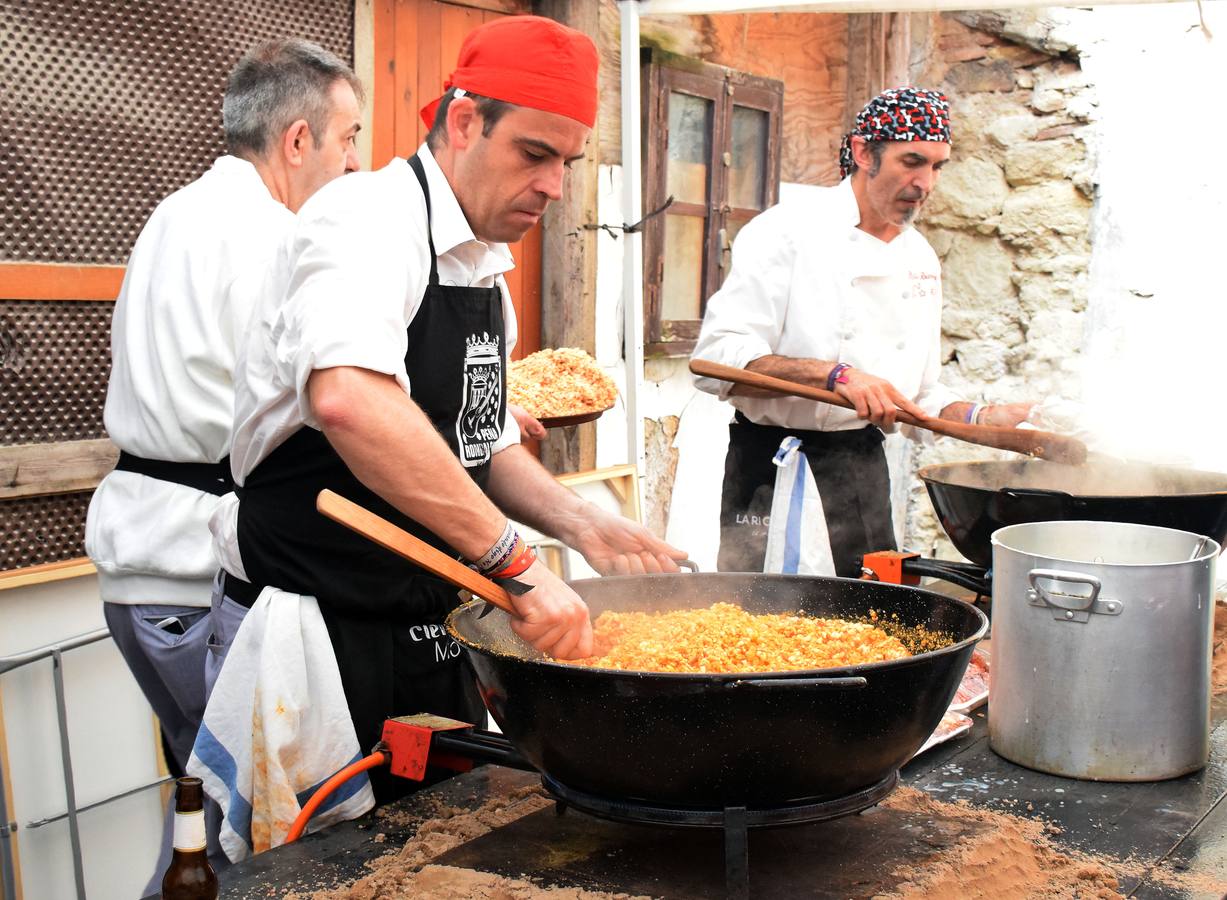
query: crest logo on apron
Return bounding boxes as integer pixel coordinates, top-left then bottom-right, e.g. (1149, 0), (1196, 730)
(457, 332), (503, 467)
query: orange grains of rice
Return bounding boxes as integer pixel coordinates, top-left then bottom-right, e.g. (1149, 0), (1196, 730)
(565, 602), (911, 673)
(507, 348), (617, 418)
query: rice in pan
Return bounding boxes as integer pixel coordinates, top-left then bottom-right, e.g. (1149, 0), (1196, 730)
(563, 602), (913, 673)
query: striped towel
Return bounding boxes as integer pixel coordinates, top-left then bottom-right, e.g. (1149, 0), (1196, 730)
(187, 587), (374, 862)
(763, 436), (836, 577)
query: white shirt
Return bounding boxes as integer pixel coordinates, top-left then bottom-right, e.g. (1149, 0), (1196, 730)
(212, 147), (521, 579)
(692, 178), (959, 434)
(86, 156), (293, 606)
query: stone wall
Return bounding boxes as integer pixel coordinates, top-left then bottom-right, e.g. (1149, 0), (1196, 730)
(906, 11), (1096, 558)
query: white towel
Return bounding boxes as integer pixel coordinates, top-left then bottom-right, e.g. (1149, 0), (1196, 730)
(187, 587), (374, 862)
(763, 436), (836, 577)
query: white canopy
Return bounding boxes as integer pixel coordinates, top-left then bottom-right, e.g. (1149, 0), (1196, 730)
(637, 0), (1208, 13)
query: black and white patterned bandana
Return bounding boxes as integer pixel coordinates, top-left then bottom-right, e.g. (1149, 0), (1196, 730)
(839, 87), (952, 180)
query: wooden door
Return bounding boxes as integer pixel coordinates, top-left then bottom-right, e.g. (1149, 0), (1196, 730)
(369, 0), (541, 362)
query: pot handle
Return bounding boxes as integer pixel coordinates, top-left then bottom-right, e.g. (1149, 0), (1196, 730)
(678, 559), (700, 572)
(728, 676), (868, 690)
(1027, 568), (1121, 622)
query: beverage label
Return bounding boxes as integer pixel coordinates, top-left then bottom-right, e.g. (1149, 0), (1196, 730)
(173, 809), (207, 852)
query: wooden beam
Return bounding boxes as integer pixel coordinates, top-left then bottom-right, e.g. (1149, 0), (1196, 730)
(0, 439), (118, 501)
(0, 558), (96, 592)
(534, 0), (601, 476)
(0, 264), (124, 301)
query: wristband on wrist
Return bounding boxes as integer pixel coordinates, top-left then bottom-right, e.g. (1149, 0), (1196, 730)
(966, 403), (983, 425)
(492, 540), (538, 579)
(473, 521), (518, 573)
(826, 363), (852, 392)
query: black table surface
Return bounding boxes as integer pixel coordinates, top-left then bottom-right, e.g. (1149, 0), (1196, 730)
(216, 691), (1227, 898)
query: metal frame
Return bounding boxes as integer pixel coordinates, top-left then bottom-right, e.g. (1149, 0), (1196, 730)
(0, 629), (172, 900)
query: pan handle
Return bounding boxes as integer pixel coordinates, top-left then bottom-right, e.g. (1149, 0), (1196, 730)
(1001, 487), (1074, 501)
(678, 559), (700, 573)
(728, 676), (868, 690)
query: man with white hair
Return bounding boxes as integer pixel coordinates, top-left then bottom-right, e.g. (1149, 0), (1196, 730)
(85, 37), (362, 883)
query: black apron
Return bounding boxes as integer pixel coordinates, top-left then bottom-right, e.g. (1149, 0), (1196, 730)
(229, 154), (502, 801)
(717, 412), (896, 578)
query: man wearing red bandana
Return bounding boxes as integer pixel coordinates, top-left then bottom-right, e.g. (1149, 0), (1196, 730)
(693, 87), (1030, 578)
(208, 16), (685, 807)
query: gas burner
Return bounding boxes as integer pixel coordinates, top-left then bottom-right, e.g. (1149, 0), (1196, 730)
(540, 771), (900, 900)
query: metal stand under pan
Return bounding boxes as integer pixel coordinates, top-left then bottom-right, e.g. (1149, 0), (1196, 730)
(540, 770), (900, 900)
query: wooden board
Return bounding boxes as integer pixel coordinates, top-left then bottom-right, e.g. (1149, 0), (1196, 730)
(0, 264), (124, 302)
(0, 558), (95, 592)
(0, 440), (118, 501)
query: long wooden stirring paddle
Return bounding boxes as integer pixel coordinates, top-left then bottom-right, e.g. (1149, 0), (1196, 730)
(689, 359), (1087, 465)
(316, 489), (519, 615)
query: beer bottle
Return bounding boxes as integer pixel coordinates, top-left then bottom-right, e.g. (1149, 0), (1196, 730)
(161, 776), (218, 899)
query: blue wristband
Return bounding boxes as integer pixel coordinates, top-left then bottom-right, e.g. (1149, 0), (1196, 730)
(826, 363), (851, 392)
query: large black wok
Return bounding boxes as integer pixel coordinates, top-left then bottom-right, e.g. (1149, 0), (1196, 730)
(920, 458), (1227, 569)
(447, 572), (987, 809)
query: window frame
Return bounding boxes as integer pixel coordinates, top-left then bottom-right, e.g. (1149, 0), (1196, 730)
(641, 49), (784, 357)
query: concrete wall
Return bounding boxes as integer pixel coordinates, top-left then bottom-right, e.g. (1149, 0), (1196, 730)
(0, 575), (165, 900)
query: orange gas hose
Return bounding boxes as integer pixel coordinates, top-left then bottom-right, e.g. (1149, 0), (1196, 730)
(284, 750), (387, 843)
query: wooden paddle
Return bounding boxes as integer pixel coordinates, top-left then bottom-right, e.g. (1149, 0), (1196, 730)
(689, 359), (1087, 465)
(316, 488), (519, 615)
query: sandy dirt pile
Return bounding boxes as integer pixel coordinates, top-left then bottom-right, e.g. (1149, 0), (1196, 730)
(294, 781), (1226, 899)
(326, 864), (648, 900)
(293, 785), (652, 900)
(880, 786), (1121, 898)
(880, 786), (1226, 899)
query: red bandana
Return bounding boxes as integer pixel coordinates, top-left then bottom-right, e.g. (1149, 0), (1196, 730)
(419, 16), (598, 130)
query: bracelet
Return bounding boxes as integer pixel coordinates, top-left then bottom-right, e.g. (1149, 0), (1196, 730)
(493, 540), (538, 579)
(826, 363), (852, 392)
(473, 520), (517, 573)
(966, 403), (983, 425)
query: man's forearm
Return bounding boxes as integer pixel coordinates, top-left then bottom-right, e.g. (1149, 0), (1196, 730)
(486, 445), (591, 545)
(309, 366), (506, 560)
(732, 355), (838, 397)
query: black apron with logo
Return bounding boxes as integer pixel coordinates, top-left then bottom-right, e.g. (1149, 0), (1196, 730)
(717, 412), (896, 577)
(230, 155), (502, 801)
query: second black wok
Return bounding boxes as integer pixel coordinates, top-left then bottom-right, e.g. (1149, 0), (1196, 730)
(920, 458), (1227, 568)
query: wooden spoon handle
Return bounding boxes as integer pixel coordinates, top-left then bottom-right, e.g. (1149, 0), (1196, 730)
(316, 489), (518, 615)
(689, 359), (1086, 465)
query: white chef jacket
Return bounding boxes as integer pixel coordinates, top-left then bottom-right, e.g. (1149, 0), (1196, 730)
(692, 178), (960, 434)
(86, 156), (293, 606)
(212, 146), (521, 579)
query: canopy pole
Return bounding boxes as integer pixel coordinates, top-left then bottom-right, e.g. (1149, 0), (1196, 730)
(619, 0), (647, 478)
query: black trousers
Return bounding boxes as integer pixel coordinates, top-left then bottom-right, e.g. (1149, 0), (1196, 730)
(717, 415), (896, 578)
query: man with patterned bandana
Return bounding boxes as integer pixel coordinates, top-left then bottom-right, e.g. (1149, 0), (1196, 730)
(693, 87), (1031, 577)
